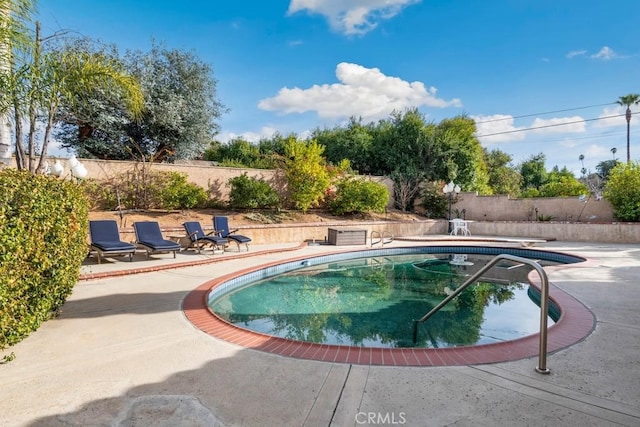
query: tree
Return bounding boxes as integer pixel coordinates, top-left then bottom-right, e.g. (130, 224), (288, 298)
(370, 109), (428, 176)
(616, 93), (640, 163)
(436, 115), (490, 193)
(23, 27), (143, 173)
(376, 109), (435, 210)
(2, 19), (144, 174)
(313, 117), (374, 174)
(519, 153), (548, 192)
(596, 159), (618, 181)
(282, 137), (333, 212)
(390, 166), (423, 212)
(484, 148), (522, 196)
(0, 0), (35, 166)
(57, 41), (225, 161)
(539, 166), (588, 197)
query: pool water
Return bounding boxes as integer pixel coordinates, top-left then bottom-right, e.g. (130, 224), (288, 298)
(210, 253), (560, 349)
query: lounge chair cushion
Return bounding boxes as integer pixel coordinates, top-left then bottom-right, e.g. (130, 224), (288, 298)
(89, 220), (136, 263)
(91, 240), (136, 252)
(133, 222), (181, 252)
(136, 239), (180, 251)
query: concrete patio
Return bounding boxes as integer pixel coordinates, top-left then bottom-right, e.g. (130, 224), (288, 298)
(1, 239), (639, 426)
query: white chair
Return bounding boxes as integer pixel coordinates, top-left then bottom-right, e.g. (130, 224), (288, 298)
(450, 218), (470, 236)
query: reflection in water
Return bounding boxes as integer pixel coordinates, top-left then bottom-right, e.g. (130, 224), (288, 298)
(210, 254), (557, 348)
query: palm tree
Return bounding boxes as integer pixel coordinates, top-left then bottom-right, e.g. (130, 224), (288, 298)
(19, 22), (144, 173)
(0, 0), (36, 166)
(616, 94), (640, 163)
(3, 18), (144, 174)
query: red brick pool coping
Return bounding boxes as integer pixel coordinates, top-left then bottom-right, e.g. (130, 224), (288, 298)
(182, 252), (596, 367)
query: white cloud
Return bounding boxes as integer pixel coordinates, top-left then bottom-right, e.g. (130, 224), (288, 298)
(566, 49), (587, 59)
(287, 0), (421, 36)
(474, 114), (586, 145)
(258, 62), (461, 121)
(566, 46), (623, 61)
(530, 116), (586, 134)
(591, 46), (617, 60)
(217, 126), (279, 143)
(593, 105), (639, 128)
(473, 114), (526, 144)
(584, 143), (610, 159)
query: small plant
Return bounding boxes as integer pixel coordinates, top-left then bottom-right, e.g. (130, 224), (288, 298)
(419, 184), (447, 219)
(2, 352), (16, 363)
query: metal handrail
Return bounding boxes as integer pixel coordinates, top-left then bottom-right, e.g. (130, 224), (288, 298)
(371, 230), (394, 247)
(413, 254), (551, 374)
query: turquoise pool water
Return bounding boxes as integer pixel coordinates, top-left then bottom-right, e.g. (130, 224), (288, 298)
(209, 249), (568, 349)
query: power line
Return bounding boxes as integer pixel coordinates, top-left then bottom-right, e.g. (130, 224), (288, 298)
(476, 114), (625, 138)
(474, 102), (617, 124)
(537, 128), (640, 144)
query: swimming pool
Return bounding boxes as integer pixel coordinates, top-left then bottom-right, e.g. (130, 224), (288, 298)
(210, 252), (561, 349)
(185, 246), (594, 366)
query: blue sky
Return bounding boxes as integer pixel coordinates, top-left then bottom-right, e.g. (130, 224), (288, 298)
(37, 0), (640, 175)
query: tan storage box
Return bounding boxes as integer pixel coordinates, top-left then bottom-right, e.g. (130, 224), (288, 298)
(328, 228), (367, 245)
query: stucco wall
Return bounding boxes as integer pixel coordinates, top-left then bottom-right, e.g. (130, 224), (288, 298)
(447, 192), (614, 223)
(81, 158), (283, 201)
(111, 218), (639, 245)
(13, 156), (616, 222)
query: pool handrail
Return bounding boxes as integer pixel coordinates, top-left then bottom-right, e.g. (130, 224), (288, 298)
(370, 230), (394, 247)
(413, 253), (551, 374)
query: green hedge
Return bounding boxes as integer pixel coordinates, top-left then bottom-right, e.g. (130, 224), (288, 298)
(0, 169), (89, 351)
(228, 173), (280, 209)
(328, 177), (389, 215)
(604, 161), (640, 221)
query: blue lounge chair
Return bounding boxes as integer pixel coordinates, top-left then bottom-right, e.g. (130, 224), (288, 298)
(133, 221), (181, 259)
(89, 220), (136, 264)
(213, 216), (251, 251)
(183, 221), (228, 253)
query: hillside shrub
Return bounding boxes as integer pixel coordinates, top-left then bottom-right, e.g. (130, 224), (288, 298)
(282, 139), (332, 212)
(84, 168), (208, 210)
(419, 185), (448, 219)
(328, 177), (389, 215)
(161, 172), (208, 210)
(603, 162), (640, 221)
(0, 169), (89, 352)
(228, 173), (279, 209)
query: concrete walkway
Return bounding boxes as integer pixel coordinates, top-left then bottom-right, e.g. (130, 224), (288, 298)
(1, 241), (639, 426)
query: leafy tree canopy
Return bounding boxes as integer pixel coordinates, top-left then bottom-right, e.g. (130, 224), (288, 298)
(56, 39), (225, 162)
(483, 148), (522, 196)
(519, 153), (548, 190)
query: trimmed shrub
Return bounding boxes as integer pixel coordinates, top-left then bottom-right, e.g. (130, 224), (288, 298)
(0, 169), (89, 351)
(328, 177), (389, 215)
(604, 161), (640, 221)
(161, 172), (208, 210)
(228, 173), (279, 209)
